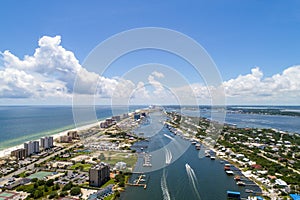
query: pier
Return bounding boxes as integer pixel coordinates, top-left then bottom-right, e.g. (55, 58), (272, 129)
(143, 153), (152, 167)
(127, 174), (147, 189)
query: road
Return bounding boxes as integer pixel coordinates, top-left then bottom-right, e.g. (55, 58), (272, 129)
(3, 144), (76, 179)
(258, 153), (300, 175)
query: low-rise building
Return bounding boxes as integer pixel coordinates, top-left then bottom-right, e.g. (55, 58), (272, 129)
(112, 115), (121, 122)
(114, 161), (126, 170)
(67, 131), (79, 139)
(275, 179), (288, 187)
(236, 154), (245, 160)
(59, 135), (72, 143)
(100, 121), (108, 128)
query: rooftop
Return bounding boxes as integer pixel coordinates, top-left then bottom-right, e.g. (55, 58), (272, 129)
(290, 194), (300, 200)
(91, 163), (109, 170)
(227, 190), (241, 195)
(0, 191), (20, 200)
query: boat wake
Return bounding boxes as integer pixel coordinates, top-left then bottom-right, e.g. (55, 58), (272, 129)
(185, 163), (201, 200)
(161, 169), (171, 200)
(164, 133), (175, 140)
(164, 147), (172, 165)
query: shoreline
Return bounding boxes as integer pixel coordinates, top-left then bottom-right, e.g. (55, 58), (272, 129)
(201, 141), (263, 192)
(0, 105), (147, 158)
(0, 121), (101, 158)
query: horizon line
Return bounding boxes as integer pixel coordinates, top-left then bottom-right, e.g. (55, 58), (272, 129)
(0, 104), (299, 107)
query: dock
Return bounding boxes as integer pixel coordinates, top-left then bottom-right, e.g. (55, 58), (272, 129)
(127, 174), (147, 189)
(143, 153), (152, 167)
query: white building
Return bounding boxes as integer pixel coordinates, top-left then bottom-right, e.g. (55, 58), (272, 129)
(24, 141), (39, 156)
(275, 179), (288, 187)
(114, 162), (127, 170)
(236, 154), (245, 160)
(40, 136), (54, 149)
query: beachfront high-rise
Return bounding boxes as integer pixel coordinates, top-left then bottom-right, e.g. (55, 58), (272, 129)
(11, 148), (26, 160)
(24, 141), (39, 156)
(89, 163), (110, 187)
(40, 136), (54, 149)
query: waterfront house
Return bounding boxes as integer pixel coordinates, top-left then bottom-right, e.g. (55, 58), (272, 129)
(251, 164), (262, 170)
(236, 154), (245, 160)
(275, 179), (288, 187)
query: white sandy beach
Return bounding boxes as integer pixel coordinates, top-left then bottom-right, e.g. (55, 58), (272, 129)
(0, 121), (101, 158)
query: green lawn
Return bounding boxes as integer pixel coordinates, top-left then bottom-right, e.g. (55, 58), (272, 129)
(95, 151), (137, 171)
(69, 163), (92, 171)
(101, 179), (115, 188)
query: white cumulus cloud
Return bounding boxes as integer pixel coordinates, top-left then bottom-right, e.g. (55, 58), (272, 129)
(148, 72), (166, 96)
(222, 66), (300, 104)
(0, 35), (123, 100)
(1, 35), (299, 105)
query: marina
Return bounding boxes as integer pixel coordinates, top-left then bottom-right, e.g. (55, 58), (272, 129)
(122, 111), (263, 200)
(127, 174), (147, 189)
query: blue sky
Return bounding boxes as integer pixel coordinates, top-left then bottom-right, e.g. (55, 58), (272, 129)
(0, 0), (300, 105)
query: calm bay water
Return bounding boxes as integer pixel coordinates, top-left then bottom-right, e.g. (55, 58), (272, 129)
(122, 111), (261, 200)
(181, 109), (300, 134)
(122, 146), (257, 200)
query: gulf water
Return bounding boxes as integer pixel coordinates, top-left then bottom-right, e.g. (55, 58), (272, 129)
(0, 105), (143, 150)
(0, 105), (298, 150)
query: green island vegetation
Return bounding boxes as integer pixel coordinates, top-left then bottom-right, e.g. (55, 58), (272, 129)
(228, 107), (300, 117)
(217, 127), (300, 187)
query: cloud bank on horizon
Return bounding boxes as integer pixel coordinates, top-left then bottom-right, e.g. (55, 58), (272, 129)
(0, 35), (299, 105)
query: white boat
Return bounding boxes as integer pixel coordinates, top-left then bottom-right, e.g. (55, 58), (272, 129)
(245, 189), (253, 193)
(236, 181), (245, 186)
(205, 149), (210, 154)
(226, 170), (234, 175)
(143, 163), (152, 167)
